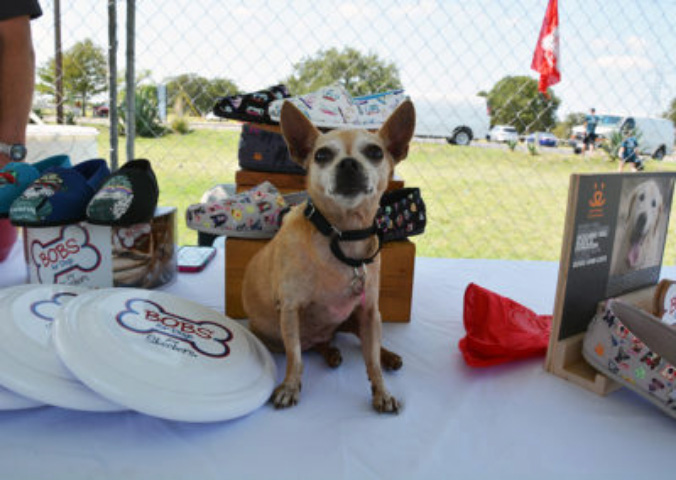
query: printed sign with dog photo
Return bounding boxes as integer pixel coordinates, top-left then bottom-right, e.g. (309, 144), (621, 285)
(546, 171), (676, 395)
(553, 172), (675, 341)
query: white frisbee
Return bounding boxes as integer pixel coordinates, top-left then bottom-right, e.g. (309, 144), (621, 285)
(0, 287), (43, 410)
(0, 285), (124, 412)
(0, 383), (43, 410)
(52, 288), (276, 422)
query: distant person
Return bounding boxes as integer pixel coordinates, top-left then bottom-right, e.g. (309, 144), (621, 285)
(618, 129), (642, 172)
(583, 108), (599, 155)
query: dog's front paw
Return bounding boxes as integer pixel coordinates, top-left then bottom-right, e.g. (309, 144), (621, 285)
(271, 382), (301, 409)
(372, 391), (400, 414)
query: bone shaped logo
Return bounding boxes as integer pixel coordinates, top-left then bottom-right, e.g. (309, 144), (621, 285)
(116, 298), (233, 358)
(30, 225), (102, 284)
(30, 292), (79, 322)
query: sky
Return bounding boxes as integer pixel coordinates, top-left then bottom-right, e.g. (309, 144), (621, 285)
(29, 0), (676, 119)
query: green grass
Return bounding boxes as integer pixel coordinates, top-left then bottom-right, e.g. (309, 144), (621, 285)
(91, 125), (676, 263)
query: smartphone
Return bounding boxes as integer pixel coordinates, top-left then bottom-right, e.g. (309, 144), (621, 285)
(177, 245), (217, 273)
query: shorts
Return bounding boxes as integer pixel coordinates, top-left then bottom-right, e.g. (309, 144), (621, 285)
(622, 156), (643, 170)
(0, 0), (42, 21)
(584, 133), (597, 146)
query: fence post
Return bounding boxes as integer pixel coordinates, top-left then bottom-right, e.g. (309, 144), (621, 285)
(53, 0), (63, 125)
(107, 0), (118, 170)
(125, 0), (136, 163)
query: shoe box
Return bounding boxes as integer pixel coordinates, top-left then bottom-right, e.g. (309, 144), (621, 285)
(21, 207), (177, 289)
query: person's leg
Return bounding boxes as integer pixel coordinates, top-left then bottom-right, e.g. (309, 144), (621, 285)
(0, 15), (35, 167)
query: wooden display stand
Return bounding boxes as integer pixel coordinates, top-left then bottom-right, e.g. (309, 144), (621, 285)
(227, 166), (415, 322)
(225, 238), (415, 322)
(546, 172), (676, 396)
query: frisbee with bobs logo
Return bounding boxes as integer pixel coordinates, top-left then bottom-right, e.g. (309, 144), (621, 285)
(0, 285), (124, 411)
(53, 288), (276, 422)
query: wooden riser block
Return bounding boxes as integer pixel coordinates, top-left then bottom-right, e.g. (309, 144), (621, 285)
(225, 237), (415, 323)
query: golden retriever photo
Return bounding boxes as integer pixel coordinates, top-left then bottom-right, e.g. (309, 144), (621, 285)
(609, 177), (672, 277)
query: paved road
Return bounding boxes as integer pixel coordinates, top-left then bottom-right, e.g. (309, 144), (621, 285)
(66, 116), (676, 162)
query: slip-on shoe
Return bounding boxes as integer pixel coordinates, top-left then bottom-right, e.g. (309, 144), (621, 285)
(0, 154), (71, 217)
(376, 187), (426, 243)
(213, 84), (290, 125)
(10, 158), (110, 227)
(86, 158), (159, 226)
(186, 181), (306, 239)
(582, 299), (676, 419)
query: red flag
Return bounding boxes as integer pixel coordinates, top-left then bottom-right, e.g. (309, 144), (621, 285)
(531, 0), (560, 97)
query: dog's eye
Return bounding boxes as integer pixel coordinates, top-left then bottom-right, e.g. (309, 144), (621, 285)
(652, 199), (657, 207)
(363, 144), (384, 162)
(314, 147), (334, 165)
(639, 193), (645, 202)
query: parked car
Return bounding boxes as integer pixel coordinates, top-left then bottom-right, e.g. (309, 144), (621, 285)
(93, 105), (109, 117)
(571, 114), (674, 159)
(526, 132), (558, 147)
(414, 96), (490, 146)
(488, 125), (519, 143)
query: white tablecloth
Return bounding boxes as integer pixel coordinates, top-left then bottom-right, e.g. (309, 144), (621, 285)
(0, 239), (675, 480)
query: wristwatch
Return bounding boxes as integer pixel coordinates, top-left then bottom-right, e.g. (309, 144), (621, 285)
(0, 142), (27, 161)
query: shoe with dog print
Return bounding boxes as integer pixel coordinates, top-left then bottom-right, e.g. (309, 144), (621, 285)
(582, 299), (676, 419)
(0, 154), (71, 217)
(86, 159), (159, 226)
(10, 158), (109, 227)
(186, 181), (305, 239)
(268, 84), (408, 129)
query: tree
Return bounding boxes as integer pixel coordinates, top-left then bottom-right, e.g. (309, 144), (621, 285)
(484, 75), (561, 133)
(119, 85), (167, 138)
(37, 39), (107, 116)
(285, 47), (402, 97)
(164, 74), (239, 116)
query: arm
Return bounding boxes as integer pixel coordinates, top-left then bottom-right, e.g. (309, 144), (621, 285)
(0, 15), (35, 167)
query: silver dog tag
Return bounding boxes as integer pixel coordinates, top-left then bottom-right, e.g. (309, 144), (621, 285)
(351, 265), (367, 296)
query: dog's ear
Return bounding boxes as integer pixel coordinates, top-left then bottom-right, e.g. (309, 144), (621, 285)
(280, 101), (320, 168)
(622, 187), (638, 223)
(378, 100), (415, 164)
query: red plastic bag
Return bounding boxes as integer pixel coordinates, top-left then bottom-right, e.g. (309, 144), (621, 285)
(458, 283), (552, 367)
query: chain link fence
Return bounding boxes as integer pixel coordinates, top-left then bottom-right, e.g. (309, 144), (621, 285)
(28, 0), (676, 261)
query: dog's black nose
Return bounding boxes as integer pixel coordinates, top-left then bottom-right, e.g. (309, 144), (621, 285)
(338, 157), (360, 173)
(334, 157), (367, 197)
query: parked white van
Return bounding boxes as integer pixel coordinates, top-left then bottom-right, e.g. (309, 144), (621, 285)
(413, 96), (490, 146)
(572, 114), (674, 160)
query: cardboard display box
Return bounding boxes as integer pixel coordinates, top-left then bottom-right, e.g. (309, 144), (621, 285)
(225, 237), (415, 323)
(22, 207), (177, 289)
(546, 172), (676, 395)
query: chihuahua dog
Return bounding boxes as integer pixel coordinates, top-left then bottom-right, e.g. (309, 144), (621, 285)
(242, 99), (415, 413)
